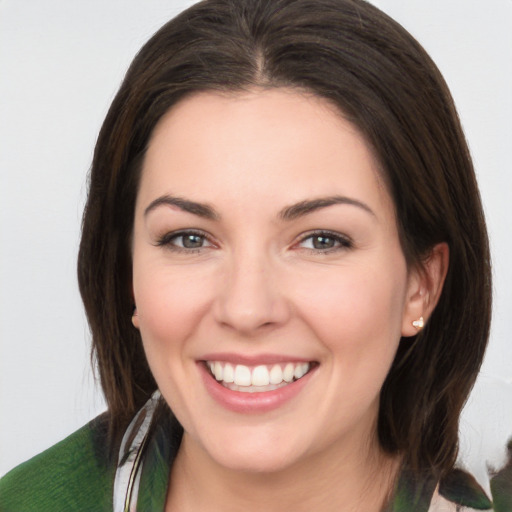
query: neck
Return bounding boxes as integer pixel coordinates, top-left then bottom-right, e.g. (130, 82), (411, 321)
(166, 431), (400, 512)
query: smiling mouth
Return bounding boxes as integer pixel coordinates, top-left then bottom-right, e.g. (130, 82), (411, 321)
(204, 361), (316, 393)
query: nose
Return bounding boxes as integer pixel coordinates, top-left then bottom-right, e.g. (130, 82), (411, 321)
(213, 249), (291, 335)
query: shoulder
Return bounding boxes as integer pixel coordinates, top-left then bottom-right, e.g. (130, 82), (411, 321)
(432, 466), (512, 511)
(390, 467), (498, 511)
(0, 413), (116, 512)
(428, 466), (512, 512)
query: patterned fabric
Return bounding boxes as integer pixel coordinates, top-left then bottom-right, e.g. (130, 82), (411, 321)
(1, 394), (510, 511)
(113, 391), (182, 512)
(113, 391), (160, 512)
(388, 457), (512, 512)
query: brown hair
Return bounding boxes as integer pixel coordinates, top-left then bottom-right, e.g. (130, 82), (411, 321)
(78, 0), (491, 475)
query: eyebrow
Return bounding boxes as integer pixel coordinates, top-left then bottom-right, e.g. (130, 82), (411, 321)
(144, 195), (219, 220)
(278, 195), (376, 220)
(144, 194), (375, 221)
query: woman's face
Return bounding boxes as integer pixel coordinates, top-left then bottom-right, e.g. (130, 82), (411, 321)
(132, 89), (422, 473)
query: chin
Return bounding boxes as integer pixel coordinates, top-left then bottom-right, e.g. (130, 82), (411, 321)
(209, 444), (299, 474)
(193, 425), (311, 475)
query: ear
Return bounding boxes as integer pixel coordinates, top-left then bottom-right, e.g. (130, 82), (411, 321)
(131, 301), (140, 330)
(131, 284), (140, 329)
(401, 242), (449, 337)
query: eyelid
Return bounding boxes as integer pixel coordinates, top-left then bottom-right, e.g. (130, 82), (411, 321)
(155, 228), (215, 251)
(154, 228), (352, 254)
(294, 229), (353, 252)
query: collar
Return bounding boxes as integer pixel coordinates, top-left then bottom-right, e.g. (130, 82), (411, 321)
(113, 391), (182, 512)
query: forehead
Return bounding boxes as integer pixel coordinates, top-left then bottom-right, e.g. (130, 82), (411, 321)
(138, 88), (393, 219)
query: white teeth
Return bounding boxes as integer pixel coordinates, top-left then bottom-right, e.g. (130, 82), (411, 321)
(206, 361), (312, 390)
(223, 363), (234, 383)
(283, 363), (294, 382)
(214, 361), (223, 381)
(294, 363), (309, 379)
(234, 365), (252, 386)
(252, 365), (270, 386)
(269, 364), (283, 385)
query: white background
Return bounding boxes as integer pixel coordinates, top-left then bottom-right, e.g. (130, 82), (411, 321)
(1, 0), (511, 488)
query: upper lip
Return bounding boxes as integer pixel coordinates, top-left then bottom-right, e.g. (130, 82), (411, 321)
(199, 352), (315, 366)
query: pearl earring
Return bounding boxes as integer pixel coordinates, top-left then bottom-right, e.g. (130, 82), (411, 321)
(412, 316), (424, 330)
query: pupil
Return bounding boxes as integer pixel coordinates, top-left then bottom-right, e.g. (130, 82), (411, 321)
(313, 236), (334, 249)
(183, 234), (203, 248)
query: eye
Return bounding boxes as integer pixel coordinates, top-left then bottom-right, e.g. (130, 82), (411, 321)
(297, 231), (352, 252)
(156, 230), (213, 251)
(175, 233), (208, 249)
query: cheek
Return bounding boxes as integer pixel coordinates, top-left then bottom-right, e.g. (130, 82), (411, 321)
(292, 261), (407, 359)
(132, 262), (214, 354)
(290, 262), (408, 433)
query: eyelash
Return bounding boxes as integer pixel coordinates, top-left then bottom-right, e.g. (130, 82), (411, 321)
(156, 229), (352, 254)
(295, 230), (353, 254)
(155, 229), (213, 253)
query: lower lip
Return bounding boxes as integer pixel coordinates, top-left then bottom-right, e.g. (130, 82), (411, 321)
(199, 363), (316, 413)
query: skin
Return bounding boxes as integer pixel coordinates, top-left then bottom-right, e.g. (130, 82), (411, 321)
(131, 89), (448, 511)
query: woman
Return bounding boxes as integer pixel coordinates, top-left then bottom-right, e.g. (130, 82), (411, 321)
(0, 0), (505, 510)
